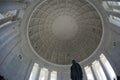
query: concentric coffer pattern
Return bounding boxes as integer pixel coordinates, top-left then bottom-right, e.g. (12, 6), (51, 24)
(28, 0), (102, 65)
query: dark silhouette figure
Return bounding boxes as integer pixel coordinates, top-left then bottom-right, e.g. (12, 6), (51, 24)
(117, 76), (120, 80)
(0, 75), (5, 80)
(71, 60), (83, 80)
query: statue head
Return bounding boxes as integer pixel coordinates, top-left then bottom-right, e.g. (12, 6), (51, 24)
(72, 60), (76, 64)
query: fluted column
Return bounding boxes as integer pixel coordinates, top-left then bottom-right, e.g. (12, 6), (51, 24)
(82, 68), (87, 80)
(109, 12), (120, 18)
(36, 67), (41, 80)
(91, 66), (97, 80)
(99, 60), (111, 80)
(47, 70), (51, 80)
(57, 71), (62, 80)
(0, 16), (16, 25)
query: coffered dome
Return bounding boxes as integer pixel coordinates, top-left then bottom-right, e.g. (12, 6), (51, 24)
(28, 0), (102, 65)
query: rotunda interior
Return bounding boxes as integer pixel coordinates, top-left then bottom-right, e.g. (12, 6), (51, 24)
(28, 0), (102, 65)
(0, 0), (120, 80)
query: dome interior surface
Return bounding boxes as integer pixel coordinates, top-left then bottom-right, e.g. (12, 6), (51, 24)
(28, 0), (103, 65)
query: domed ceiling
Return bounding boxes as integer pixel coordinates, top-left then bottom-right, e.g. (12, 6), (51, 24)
(28, 0), (102, 65)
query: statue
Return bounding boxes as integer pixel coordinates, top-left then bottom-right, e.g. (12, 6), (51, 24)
(71, 60), (83, 80)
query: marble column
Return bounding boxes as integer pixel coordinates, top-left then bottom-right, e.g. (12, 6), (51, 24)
(91, 66), (98, 80)
(99, 60), (111, 80)
(0, 16), (16, 25)
(109, 12), (120, 18)
(36, 67), (41, 80)
(47, 70), (52, 80)
(57, 71), (62, 80)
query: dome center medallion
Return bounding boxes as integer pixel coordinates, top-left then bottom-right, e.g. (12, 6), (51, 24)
(52, 15), (78, 40)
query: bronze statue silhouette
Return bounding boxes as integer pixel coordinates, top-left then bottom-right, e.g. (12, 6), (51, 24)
(71, 60), (83, 80)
